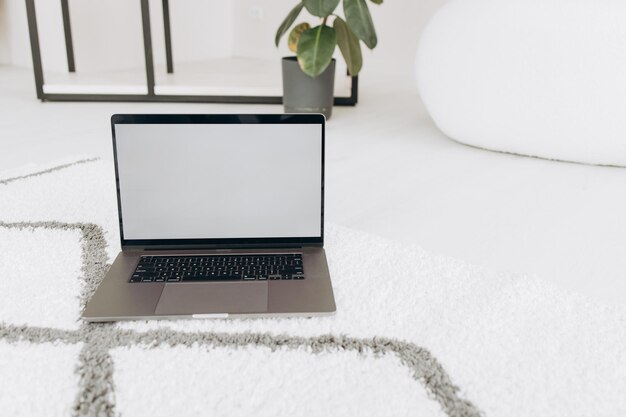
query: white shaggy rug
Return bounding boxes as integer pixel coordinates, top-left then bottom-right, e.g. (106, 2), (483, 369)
(1, 158), (625, 417)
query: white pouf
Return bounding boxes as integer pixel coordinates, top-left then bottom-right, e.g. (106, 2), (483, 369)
(416, 0), (626, 167)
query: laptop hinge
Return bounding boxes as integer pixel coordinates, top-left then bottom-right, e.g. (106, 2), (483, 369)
(122, 244), (318, 252)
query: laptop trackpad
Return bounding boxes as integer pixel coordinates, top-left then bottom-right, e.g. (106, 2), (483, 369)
(154, 282), (268, 316)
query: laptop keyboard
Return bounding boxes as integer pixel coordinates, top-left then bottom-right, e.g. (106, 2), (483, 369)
(130, 254), (305, 283)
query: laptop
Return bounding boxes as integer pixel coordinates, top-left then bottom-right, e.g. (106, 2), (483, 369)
(82, 114), (336, 321)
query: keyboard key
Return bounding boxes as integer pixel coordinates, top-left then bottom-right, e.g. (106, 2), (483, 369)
(215, 275), (242, 281)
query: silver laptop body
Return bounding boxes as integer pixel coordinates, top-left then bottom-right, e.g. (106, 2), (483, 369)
(83, 114), (336, 321)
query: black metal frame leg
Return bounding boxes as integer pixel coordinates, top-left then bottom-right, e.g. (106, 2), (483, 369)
(60, 0), (76, 72)
(140, 0), (155, 95)
(162, 0), (174, 73)
(25, 0), (44, 99)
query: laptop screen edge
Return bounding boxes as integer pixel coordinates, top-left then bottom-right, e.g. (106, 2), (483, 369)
(111, 114), (325, 250)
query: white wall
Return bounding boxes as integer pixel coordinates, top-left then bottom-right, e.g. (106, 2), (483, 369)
(36, 0), (72, 72)
(68, 0), (145, 73)
(154, 0), (233, 66)
(0, 0), (448, 75)
(0, 0), (9, 63)
(0, 0), (34, 69)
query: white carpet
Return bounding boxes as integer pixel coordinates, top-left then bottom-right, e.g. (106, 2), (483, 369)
(1, 158), (625, 416)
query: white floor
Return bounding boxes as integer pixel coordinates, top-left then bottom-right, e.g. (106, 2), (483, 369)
(1, 63), (626, 307)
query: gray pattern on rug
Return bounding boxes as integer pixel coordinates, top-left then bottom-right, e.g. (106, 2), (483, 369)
(0, 160), (482, 417)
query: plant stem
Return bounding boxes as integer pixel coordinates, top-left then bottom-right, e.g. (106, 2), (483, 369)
(322, 16), (328, 26)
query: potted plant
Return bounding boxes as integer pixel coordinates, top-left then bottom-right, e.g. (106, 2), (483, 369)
(275, 0), (382, 119)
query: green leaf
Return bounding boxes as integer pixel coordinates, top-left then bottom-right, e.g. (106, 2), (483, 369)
(303, 0), (340, 17)
(288, 22), (310, 53)
(333, 17), (362, 76)
(275, 3), (304, 47)
(369, 0), (383, 4)
(343, 0), (377, 49)
(297, 25), (337, 78)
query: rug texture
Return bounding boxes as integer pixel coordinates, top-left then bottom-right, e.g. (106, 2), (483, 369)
(0, 158), (625, 417)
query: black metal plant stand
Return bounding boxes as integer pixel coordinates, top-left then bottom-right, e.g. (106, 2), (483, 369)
(24, 0), (358, 105)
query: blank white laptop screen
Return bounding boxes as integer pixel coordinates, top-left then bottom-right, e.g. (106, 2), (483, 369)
(114, 123), (322, 240)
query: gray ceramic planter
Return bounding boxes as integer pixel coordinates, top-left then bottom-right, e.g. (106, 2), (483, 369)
(282, 57), (335, 119)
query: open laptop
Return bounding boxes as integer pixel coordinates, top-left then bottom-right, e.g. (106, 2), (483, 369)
(82, 114), (336, 321)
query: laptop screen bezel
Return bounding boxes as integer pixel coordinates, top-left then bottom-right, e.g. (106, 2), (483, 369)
(111, 114), (325, 249)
